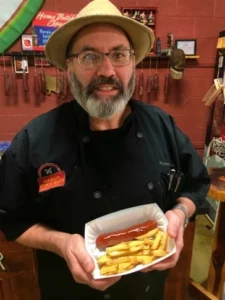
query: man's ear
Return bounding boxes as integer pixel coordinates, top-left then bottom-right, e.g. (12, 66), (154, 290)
(132, 58), (136, 70)
(66, 58), (73, 74)
(132, 56), (136, 67)
(66, 58), (70, 67)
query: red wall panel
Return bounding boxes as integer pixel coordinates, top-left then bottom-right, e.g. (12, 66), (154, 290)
(0, 0), (224, 150)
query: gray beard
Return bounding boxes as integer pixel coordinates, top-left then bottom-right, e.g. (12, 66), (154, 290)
(68, 72), (135, 119)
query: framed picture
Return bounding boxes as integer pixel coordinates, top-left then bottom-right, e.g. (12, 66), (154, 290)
(21, 34), (33, 51)
(34, 57), (51, 67)
(175, 39), (197, 56)
(14, 57), (29, 73)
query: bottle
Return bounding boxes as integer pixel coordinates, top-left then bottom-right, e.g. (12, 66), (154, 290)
(156, 37), (161, 56)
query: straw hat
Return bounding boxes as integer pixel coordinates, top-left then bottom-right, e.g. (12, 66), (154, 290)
(45, 0), (155, 70)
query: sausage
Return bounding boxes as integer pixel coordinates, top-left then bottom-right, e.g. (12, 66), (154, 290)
(34, 73), (40, 96)
(139, 73), (144, 97)
(34, 73), (41, 106)
(11, 73), (18, 96)
(4, 72), (10, 96)
(23, 71), (29, 92)
(147, 75), (153, 94)
(96, 220), (157, 248)
(56, 73), (62, 99)
(164, 73), (170, 95)
(153, 73), (159, 91)
(40, 69), (47, 96)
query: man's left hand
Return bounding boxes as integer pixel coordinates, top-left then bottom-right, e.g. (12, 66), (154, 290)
(141, 209), (184, 272)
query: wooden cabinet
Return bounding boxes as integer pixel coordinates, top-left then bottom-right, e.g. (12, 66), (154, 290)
(0, 232), (40, 300)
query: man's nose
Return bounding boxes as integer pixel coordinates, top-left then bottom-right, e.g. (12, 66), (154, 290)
(96, 55), (116, 77)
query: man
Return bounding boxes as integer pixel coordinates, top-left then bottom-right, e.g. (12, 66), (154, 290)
(0, 0), (210, 299)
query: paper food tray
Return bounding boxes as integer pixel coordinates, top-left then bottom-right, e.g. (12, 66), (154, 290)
(85, 203), (176, 279)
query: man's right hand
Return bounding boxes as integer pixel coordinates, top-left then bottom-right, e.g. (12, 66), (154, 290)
(62, 234), (121, 291)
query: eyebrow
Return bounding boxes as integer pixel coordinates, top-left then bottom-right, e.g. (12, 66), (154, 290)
(78, 44), (130, 52)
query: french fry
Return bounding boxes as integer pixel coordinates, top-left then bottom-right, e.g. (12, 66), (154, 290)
(151, 231), (162, 250)
(106, 256), (132, 266)
(134, 250), (144, 256)
(107, 250), (130, 257)
(143, 245), (150, 250)
(128, 240), (145, 247)
(100, 264), (118, 275)
(158, 232), (168, 250)
(151, 249), (168, 257)
(144, 238), (153, 245)
(137, 255), (154, 265)
(142, 249), (151, 255)
(129, 245), (144, 253)
(118, 261), (135, 272)
(106, 242), (129, 253)
(135, 228), (159, 240)
(97, 254), (112, 266)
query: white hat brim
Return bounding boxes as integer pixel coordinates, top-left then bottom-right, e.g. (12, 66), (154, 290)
(45, 15), (154, 70)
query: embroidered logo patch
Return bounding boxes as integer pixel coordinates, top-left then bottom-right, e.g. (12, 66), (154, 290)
(37, 163), (66, 192)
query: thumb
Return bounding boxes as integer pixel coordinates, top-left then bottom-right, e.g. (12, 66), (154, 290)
(74, 235), (95, 273)
(165, 210), (180, 239)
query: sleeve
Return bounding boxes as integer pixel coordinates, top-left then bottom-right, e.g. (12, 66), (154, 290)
(171, 117), (211, 212)
(0, 130), (39, 241)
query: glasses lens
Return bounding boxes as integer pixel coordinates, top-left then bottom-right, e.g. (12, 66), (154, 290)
(78, 51), (101, 69)
(110, 50), (131, 66)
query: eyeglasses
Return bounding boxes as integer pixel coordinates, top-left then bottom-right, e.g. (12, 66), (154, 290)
(67, 49), (135, 70)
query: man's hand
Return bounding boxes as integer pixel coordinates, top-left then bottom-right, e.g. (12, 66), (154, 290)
(62, 234), (121, 291)
(141, 209), (184, 272)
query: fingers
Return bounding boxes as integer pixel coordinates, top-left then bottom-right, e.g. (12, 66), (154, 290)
(71, 258), (120, 290)
(176, 224), (184, 252)
(148, 254), (178, 271)
(75, 244), (95, 273)
(141, 211), (185, 273)
(71, 258), (121, 290)
(65, 234), (121, 291)
(69, 234), (95, 273)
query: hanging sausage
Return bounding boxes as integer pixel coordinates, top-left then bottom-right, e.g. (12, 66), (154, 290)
(139, 72), (144, 98)
(153, 58), (159, 91)
(34, 54), (41, 106)
(164, 60), (170, 96)
(3, 54), (10, 97)
(146, 58), (153, 98)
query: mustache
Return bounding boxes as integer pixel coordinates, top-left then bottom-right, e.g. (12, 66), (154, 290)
(86, 76), (124, 96)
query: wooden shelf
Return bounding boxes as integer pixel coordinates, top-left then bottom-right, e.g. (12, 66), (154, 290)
(185, 55), (200, 59)
(146, 54), (200, 59)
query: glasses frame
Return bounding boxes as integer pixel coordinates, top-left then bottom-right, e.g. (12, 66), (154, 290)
(67, 49), (135, 69)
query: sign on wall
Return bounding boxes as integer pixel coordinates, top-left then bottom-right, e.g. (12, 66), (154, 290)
(32, 11), (77, 51)
(0, 0), (44, 53)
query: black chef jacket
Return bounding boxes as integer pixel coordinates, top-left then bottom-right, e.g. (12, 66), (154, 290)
(0, 99), (210, 300)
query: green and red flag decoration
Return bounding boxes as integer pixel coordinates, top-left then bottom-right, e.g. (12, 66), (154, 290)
(0, 0), (44, 53)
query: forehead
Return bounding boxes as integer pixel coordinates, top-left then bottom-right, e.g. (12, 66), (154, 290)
(70, 23), (130, 50)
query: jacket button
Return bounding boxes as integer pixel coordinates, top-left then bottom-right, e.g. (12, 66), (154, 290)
(82, 136), (90, 143)
(145, 285), (151, 292)
(104, 293), (111, 299)
(93, 191), (102, 199)
(136, 132), (143, 138)
(147, 182), (154, 190)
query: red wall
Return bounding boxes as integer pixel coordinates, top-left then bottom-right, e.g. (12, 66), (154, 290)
(1, 0), (225, 152)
